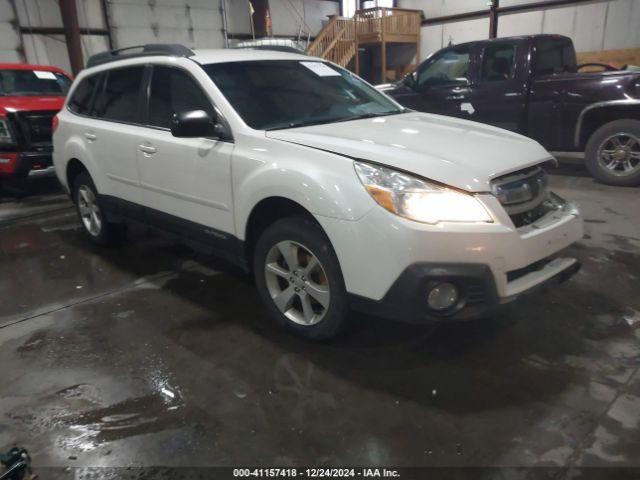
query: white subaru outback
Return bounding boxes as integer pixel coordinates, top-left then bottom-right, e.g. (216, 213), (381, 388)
(53, 44), (583, 339)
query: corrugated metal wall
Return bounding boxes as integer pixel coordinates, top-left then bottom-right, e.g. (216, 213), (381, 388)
(0, 0), (23, 62)
(107, 0), (224, 49)
(269, 0), (339, 37)
(1, 0), (108, 71)
(399, 0), (640, 59)
(0, 0), (339, 68)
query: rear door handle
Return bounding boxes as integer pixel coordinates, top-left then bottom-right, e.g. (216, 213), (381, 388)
(138, 144), (157, 155)
(84, 132), (96, 141)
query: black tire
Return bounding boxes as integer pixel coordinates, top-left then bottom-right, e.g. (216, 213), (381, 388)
(585, 119), (640, 186)
(253, 215), (350, 340)
(72, 172), (125, 246)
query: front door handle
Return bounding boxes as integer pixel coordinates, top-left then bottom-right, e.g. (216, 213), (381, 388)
(84, 132), (96, 141)
(138, 144), (157, 155)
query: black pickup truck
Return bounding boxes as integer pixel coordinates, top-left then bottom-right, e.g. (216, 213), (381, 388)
(379, 34), (640, 186)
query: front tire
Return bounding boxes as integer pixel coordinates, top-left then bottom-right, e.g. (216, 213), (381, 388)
(253, 216), (350, 340)
(585, 119), (640, 186)
(73, 172), (124, 246)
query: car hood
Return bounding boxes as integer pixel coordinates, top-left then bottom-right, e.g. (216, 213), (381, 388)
(0, 95), (65, 115)
(266, 112), (552, 192)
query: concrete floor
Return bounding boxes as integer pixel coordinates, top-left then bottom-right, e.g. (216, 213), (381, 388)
(0, 167), (639, 475)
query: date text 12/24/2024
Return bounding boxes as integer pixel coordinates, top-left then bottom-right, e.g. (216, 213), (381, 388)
(233, 468), (401, 478)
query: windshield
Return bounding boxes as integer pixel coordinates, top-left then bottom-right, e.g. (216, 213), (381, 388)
(203, 60), (404, 130)
(0, 69), (71, 96)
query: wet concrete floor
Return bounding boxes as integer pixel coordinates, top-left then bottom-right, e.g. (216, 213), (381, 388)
(0, 168), (639, 474)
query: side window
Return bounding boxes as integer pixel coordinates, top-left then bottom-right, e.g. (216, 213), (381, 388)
(148, 66), (215, 129)
(94, 66), (144, 123)
(68, 74), (100, 115)
(481, 44), (516, 81)
(417, 48), (470, 88)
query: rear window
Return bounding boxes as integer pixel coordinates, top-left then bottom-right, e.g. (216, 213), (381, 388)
(534, 37), (577, 75)
(93, 66), (145, 123)
(0, 69), (71, 96)
(68, 74), (100, 115)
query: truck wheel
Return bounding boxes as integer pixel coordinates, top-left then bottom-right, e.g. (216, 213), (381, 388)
(73, 172), (125, 246)
(585, 119), (640, 186)
(253, 215), (350, 340)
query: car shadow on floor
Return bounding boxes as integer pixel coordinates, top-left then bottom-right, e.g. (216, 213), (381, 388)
(552, 161), (592, 178)
(0, 175), (63, 200)
(51, 223), (635, 418)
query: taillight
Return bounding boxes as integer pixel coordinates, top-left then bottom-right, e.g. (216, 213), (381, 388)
(52, 114), (59, 133)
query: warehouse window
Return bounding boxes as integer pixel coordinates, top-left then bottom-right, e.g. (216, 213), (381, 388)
(481, 44), (516, 82)
(147, 66), (215, 129)
(93, 66), (144, 123)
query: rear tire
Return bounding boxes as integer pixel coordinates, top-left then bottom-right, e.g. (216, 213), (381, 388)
(585, 119), (640, 186)
(253, 215), (350, 340)
(72, 172), (125, 246)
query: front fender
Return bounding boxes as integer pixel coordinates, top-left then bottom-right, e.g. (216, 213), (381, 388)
(232, 138), (375, 240)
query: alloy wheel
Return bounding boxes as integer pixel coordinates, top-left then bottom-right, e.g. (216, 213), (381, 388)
(77, 185), (103, 237)
(597, 133), (640, 176)
(264, 240), (330, 326)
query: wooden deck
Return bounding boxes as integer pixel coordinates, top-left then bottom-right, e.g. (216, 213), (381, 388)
(355, 7), (421, 45)
(306, 7), (422, 82)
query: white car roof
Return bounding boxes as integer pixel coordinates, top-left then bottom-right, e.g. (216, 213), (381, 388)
(190, 49), (313, 65)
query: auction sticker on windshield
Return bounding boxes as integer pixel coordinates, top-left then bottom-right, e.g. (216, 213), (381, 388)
(300, 61), (341, 77)
(33, 70), (58, 80)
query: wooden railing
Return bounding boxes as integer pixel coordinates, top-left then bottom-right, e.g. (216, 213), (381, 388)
(307, 15), (355, 66)
(306, 8), (421, 72)
(355, 7), (421, 42)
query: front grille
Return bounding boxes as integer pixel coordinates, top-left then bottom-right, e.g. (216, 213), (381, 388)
(509, 201), (551, 228)
(13, 110), (56, 148)
(491, 165), (557, 227)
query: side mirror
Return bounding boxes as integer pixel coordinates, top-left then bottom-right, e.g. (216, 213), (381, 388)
(403, 72), (417, 89)
(170, 110), (219, 138)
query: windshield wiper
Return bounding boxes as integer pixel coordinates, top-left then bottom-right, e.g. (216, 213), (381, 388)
(265, 110), (405, 131)
(265, 118), (341, 131)
(333, 110), (404, 123)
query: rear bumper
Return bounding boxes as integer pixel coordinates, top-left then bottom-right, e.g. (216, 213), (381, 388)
(349, 257), (581, 324)
(0, 150), (53, 178)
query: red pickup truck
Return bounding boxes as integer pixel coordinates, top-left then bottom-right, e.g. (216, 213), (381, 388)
(0, 63), (72, 187)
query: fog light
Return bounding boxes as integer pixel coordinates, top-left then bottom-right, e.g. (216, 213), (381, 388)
(427, 282), (459, 311)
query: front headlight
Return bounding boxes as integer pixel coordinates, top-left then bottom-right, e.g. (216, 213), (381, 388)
(354, 161), (493, 224)
(0, 117), (14, 145)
